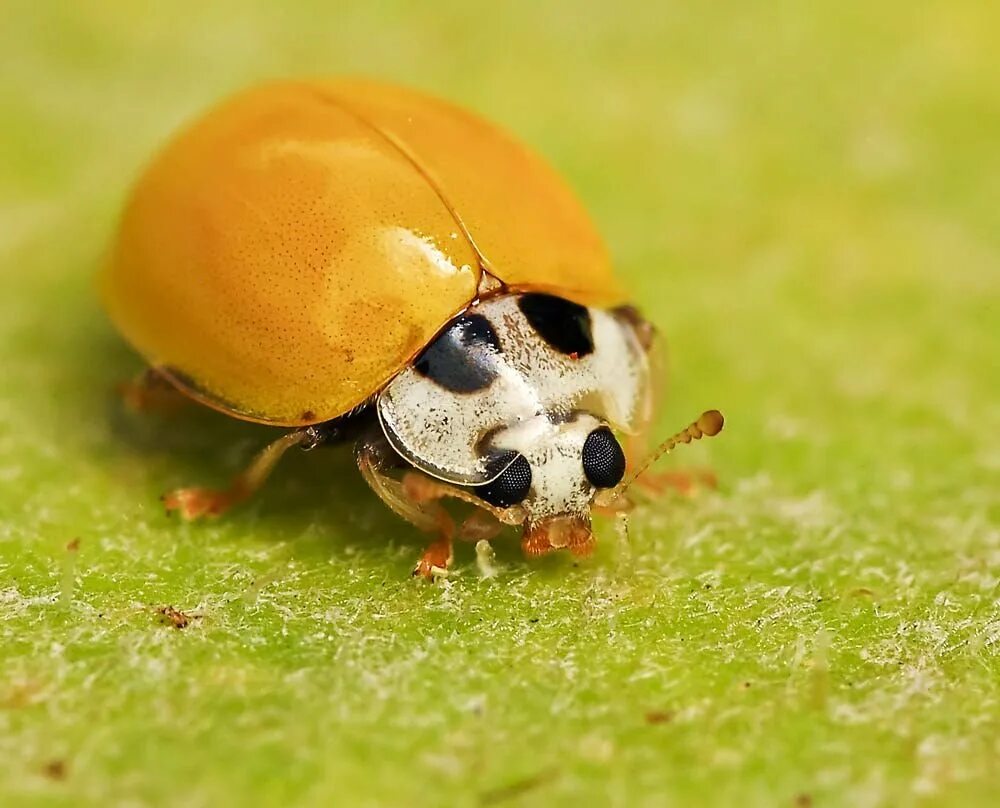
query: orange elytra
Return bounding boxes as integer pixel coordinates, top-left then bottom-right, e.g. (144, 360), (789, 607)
(102, 78), (624, 427)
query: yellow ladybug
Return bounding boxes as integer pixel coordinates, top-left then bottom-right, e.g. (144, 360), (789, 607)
(103, 78), (723, 578)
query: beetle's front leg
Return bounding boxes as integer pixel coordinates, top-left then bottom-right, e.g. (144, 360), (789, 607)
(355, 437), (456, 579)
(356, 435), (520, 578)
(400, 473), (521, 576)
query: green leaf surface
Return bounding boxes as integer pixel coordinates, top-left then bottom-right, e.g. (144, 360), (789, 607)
(1, 2), (998, 806)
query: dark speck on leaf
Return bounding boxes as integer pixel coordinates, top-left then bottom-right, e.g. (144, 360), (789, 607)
(42, 760), (68, 780)
(479, 767), (557, 805)
(156, 605), (198, 629)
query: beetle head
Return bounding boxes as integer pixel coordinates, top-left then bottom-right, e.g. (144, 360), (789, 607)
(472, 408), (725, 557)
(474, 411), (626, 530)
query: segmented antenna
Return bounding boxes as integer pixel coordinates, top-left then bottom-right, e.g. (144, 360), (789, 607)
(623, 410), (724, 490)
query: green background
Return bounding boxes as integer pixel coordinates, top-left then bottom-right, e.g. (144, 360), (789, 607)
(2, 2), (998, 806)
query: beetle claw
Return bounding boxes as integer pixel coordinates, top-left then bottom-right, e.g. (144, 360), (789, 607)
(412, 534), (453, 581)
(411, 560), (450, 581)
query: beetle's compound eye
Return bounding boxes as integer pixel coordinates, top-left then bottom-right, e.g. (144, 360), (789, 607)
(582, 427), (626, 489)
(474, 452), (532, 507)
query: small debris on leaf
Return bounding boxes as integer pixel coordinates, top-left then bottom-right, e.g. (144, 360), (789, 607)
(156, 606), (198, 629)
(475, 539), (498, 578)
(42, 759), (68, 780)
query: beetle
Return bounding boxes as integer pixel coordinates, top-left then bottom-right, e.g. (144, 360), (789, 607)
(102, 78), (723, 577)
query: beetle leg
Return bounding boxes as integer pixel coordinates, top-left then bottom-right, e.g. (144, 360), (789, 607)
(356, 437), (525, 578)
(404, 472), (527, 575)
(400, 473), (521, 528)
(401, 472), (526, 538)
(457, 510), (504, 542)
(355, 431), (527, 578)
(355, 439), (455, 579)
(412, 534), (455, 580)
(355, 441), (442, 534)
(401, 472), (525, 576)
(163, 430), (310, 520)
(118, 368), (189, 415)
(591, 497), (634, 518)
(624, 435), (717, 497)
(632, 468), (717, 497)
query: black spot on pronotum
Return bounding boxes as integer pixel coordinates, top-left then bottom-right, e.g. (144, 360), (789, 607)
(474, 451), (532, 507)
(518, 293), (594, 357)
(581, 426), (626, 489)
(413, 313), (501, 393)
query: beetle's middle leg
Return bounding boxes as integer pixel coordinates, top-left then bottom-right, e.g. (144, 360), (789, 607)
(163, 430), (312, 519)
(162, 408), (372, 520)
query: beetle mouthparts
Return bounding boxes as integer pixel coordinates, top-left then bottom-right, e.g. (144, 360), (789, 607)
(522, 516), (594, 558)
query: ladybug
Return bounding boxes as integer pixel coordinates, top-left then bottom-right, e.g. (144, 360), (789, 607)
(102, 79), (723, 578)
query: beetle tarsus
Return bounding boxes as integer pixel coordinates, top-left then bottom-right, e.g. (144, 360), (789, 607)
(412, 535), (454, 580)
(162, 486), (236, 520)
(162, 430), (310, 520)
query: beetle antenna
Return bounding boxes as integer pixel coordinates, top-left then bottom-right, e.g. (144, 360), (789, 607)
(622, 410), (724, 491)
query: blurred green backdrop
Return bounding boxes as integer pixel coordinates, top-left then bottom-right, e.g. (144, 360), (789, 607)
(1, 2), (998, 806)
